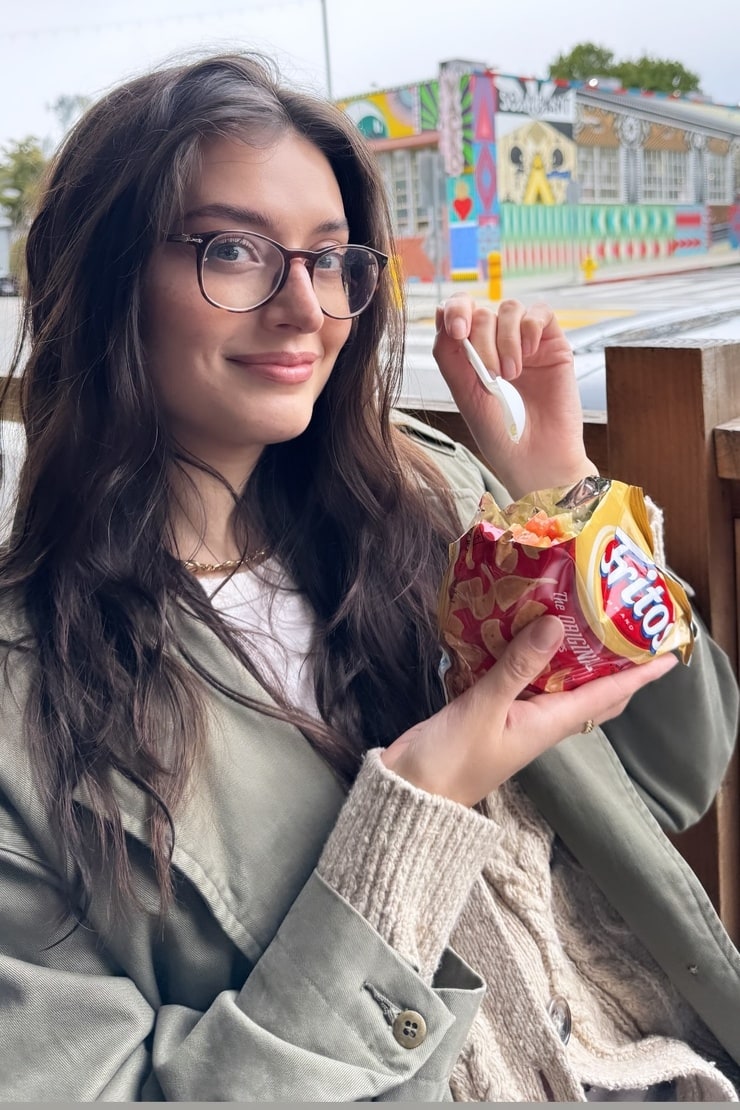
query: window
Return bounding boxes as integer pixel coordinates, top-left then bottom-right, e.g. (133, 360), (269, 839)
(576, 147), (621, 202)
(377, 149), (434, 236)
(706, 152), (731, 203)
(641, 150), (691, 202)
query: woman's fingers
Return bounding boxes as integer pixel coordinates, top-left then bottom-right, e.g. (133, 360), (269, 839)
(505, 650), (679, 775)
(383, 615), (679, 808)
(435, 297), (561, 383)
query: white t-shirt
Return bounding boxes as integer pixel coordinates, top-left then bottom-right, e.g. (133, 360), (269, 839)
(200, 561), (319, 717)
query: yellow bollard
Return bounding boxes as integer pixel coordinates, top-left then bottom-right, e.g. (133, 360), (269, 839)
(389, 255), (404, 308)
(581, 254), (598, 283)
(487, 251), (502, 301)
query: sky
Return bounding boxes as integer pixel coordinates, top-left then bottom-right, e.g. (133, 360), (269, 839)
(1, 0), (739, 149)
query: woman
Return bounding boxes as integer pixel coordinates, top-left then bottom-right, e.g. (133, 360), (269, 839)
(0, 53), (738, 1101)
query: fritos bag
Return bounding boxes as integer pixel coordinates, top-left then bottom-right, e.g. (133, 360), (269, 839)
(438, 476), (694, 699)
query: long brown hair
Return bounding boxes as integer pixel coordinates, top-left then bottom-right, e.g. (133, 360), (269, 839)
(0, 53), (463, 915)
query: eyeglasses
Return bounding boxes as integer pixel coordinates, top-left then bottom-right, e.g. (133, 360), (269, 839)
(166, 230), (388, 319)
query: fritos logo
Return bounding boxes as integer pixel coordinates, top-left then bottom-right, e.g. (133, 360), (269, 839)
(599, 526), (675, 654)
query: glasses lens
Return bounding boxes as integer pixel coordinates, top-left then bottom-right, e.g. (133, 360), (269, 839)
(201, 232), (283, 310)
(313, 247), (380, 318)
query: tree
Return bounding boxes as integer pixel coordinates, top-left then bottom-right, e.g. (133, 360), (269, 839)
(612, 56), (700, 95)
(549, 42), (616, 83)
(0, 137), (47, 231)
(548, 42), (702, 95)
(0, 137), (47, 284)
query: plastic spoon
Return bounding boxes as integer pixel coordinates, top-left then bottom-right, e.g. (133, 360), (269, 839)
(461, 337), (527, 444)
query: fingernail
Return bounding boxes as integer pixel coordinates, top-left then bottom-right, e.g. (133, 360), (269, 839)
(530, 616), (563, 652)
(502, 356), (516, 379)
(450, 318), (467, 340)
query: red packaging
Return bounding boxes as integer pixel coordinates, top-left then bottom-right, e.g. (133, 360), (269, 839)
(438, 477), (694, 698)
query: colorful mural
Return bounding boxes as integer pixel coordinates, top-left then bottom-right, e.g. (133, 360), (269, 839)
(730, 205), (740, 250)
(340, 87), (417, 139)
(446, 174), (479, 279)
(494, 76), (576, 207)
(340, 65), (724, 279)
(419, 81), (440, 131)
(473, 73), (500, 273)
(500, 203), (707, 274)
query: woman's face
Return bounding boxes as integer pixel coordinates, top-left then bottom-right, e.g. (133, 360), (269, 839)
(144, 131), (353, 483)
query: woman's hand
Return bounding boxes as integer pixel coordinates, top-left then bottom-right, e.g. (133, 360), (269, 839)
(432, 296), (597, 499)
(382, 616), (678, 807)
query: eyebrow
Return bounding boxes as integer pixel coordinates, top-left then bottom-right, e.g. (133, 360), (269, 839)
(182, 203), (350, 236)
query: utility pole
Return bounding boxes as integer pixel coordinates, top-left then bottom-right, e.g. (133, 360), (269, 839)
(320, 0), (333, 99)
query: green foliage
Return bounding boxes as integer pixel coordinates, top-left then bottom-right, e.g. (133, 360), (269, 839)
(549, 42), (616, 83)
(9, 234), (27, 288)
(0, 137), (47, 231)
(612, 56), (701, 95)
(548, 41), (702, 94)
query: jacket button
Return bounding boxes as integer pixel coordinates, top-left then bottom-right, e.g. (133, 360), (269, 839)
(547, 995), (572, 1044)
(392, 1009), (427, 1048)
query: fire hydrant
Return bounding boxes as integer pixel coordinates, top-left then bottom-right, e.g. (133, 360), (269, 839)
(581, 254), (598, 283)
(487, 251), (502, 301)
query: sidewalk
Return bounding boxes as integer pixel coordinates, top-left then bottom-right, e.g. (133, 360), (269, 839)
(404, 242), (740, 320)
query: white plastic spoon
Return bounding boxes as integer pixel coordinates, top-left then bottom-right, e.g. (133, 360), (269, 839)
(461, 337), (527, 445)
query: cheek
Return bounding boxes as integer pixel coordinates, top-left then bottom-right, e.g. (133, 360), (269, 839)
(323, 318), (353, 360)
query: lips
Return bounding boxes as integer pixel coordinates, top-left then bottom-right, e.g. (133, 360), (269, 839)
(227, 350), (318, 384)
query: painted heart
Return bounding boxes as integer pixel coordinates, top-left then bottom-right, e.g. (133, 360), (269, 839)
(453, 197), (473, 220)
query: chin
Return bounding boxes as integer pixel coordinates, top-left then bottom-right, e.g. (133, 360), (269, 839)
(254, 406), (318, 446)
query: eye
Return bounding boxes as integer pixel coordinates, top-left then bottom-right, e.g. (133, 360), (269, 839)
(207, 235), (262, 267)
(204, 233), (274, 274)
(315, 250), (344, 273)
(214, 241), (249, 262)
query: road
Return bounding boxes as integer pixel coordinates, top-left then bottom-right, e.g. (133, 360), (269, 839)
(402, 265), (740, 410)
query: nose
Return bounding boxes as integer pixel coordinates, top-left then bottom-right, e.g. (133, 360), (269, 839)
(263, 257), (324, 332)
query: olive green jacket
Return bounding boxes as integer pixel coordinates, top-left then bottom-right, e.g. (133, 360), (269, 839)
(0, 416), (738, 1101)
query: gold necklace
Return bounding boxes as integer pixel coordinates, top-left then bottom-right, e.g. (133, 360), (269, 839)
(181, 548), (269, 575)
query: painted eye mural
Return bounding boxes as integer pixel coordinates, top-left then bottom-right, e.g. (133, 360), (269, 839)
(343, 99), (389, 140)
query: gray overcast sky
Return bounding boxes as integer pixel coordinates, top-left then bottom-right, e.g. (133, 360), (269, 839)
(1, 0), (739, 148)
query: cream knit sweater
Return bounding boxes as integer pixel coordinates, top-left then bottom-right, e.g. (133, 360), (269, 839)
(210, 500), (737, 1100)
(318, 751), (738, 1102)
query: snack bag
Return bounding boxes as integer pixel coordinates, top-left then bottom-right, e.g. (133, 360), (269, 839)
(438, 477), (694, 699)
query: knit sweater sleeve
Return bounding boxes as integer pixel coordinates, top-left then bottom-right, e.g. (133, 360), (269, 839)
(317, 748), (500, 982)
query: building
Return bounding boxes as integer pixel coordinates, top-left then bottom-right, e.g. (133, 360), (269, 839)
(339, 64), (740, 280)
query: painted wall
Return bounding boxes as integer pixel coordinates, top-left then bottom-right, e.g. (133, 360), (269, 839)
(500, 203), (707, 275)
(729, 205), (740, 249)
(341, 71), (717, 279)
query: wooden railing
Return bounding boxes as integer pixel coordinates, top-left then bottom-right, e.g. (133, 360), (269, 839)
(402, 337), (740, 945)
(3, 339), (740, 941)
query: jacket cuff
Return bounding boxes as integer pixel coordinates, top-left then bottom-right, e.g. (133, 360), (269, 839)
(317, 749), (500, 981)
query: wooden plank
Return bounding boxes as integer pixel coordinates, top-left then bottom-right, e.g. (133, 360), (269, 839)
(605, 340), (740, 661)
(715, 419), (740, 480)
(605, 339), (740, 940)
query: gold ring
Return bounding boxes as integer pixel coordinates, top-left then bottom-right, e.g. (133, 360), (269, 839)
(581, 719), (595, 734)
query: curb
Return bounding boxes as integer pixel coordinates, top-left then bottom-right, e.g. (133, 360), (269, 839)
(575, 257), (740, 287)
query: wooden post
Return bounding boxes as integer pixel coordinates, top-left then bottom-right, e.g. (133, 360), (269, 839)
(605, 338), (740, 940)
